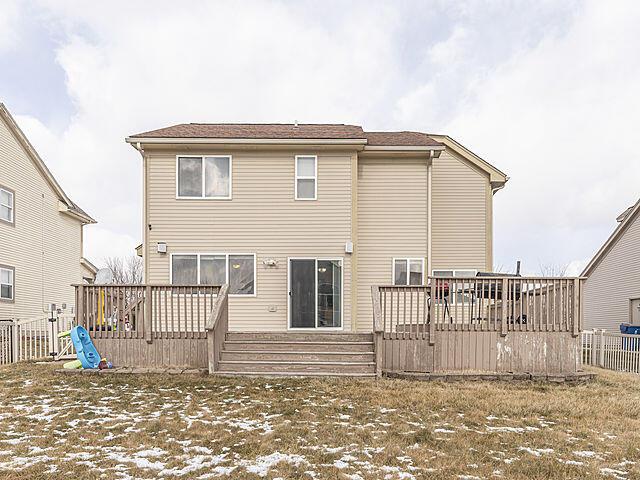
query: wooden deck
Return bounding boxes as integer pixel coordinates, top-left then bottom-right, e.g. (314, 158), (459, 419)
(74, 275), (585, 377)
(372, 276), (584, 376)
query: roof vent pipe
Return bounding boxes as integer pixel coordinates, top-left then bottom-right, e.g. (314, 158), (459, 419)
(294, 120), (298, 127)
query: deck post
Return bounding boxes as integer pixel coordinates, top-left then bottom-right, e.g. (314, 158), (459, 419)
(371, 286), (383, 378)
(500, 278), (508, 336)
(144, 285), (153, 344)
(572, 278), (580, 337)
(428, 283), (435, 345)
(76, 285), (84, 328)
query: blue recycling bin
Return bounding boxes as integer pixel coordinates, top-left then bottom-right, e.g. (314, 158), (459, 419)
(620, 323), (640, 350)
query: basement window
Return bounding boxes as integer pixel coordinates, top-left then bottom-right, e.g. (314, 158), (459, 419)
(176, 156), (231, 199)
(0, 266), (14, 302)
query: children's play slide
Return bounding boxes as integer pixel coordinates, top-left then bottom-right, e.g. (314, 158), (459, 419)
(59, 326), (110, 369)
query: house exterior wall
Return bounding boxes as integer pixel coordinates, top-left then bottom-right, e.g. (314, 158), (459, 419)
(144, 148), (354, 331)
(0, 116), (83, 321)
(431, 148), (491, 272)
(356, 156), (428, 332)
(143, 145), (495, 332)
(584, 209), (640, 330)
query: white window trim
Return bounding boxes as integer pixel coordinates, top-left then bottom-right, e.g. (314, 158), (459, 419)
(0, 186), (14, 226)
(431, 269), (478, 278)
(0, 265), (14, 302)
(287, 257), (344, 330)
(392, 258), (425, 286)
(294, 155), (317, 201)
(170, 253), (256, 297)
(431, 269), (479, 305)
(175, 155), (233, 200)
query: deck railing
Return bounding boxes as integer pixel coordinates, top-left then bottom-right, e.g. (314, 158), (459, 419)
(75, 284), (222, 341)
(373, 276), (584, 344)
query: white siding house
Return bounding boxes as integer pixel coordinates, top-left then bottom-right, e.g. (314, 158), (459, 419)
(0, 103), (96, 321)
(582, 199), (640, 330)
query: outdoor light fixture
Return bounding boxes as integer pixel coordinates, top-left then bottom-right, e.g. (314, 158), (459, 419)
(157, 242), (167, 254)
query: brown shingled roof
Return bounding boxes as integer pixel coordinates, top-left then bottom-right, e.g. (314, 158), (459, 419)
(363, 131), (443, 147)
(129, 123), (445, 148)
(130, 123), (366, 139)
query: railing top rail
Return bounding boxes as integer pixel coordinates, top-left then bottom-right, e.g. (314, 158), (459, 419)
(206, 284), (230, 331)
(73, 283), (223, 288)
(426, 276), (586, 281)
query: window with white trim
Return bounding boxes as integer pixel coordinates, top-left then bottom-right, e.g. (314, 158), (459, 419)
(0, 187), (14, 225)
(177, 156), (231, 199)
(0, 266), (14, 302)
(393, 258), (424, 285)
(295, 155), (317, 200)
(171, 253), (255, 295)
(432, 269), (478, 303)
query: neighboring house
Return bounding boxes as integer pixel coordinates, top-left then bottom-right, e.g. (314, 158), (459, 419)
(582, 198), (640, 330)
(126, 123), (507, 333)
(0, 103), (96, 321)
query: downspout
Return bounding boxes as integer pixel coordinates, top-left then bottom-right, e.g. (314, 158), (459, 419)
(427, 151), (434, 279)
(131, 142), (147, 283)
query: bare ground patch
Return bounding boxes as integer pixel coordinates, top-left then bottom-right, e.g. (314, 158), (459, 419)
(0, 363), (638, 479)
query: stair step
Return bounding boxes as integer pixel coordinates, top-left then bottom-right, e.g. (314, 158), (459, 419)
(213, 371), (377, 378)
(221, 350), (374, 362)
(226, 332), (373, 342)
(223, 341), (373, 352)
(218, 360), (375, 374)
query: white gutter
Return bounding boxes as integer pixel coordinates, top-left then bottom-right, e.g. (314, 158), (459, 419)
(363, 145), (445, 152)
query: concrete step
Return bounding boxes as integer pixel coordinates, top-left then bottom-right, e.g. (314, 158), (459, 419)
(220, 350), (374, 362)
(217, 360), (376, 374)
(223, 340), (374, 352)
(226, 332), (373, 343)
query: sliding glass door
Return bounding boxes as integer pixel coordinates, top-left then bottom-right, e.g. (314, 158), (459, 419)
(289, 258), (342, 329)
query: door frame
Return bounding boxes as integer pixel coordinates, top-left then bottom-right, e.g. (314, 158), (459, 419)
(630, 297), (640, 325)
(287, 257), (344, 331)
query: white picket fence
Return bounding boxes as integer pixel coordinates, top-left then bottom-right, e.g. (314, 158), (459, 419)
(582, 329), (640, 374)
(0, 315), (75, 365)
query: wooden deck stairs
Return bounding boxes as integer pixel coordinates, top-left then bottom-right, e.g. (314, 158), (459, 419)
(216, 332), (376, 377)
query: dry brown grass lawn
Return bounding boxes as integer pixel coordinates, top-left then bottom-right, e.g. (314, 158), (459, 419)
(0, 363), (638, 479)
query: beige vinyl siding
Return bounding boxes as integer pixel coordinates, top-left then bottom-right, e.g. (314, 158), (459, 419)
(356, 157), (428, 332)
(431, 148), (490, 271)
(584, 210), (640, 330)
(0, 117), (82, 321)
(145, 149), (353, 331)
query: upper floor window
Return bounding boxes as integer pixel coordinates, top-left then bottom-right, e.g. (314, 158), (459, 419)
(176, 156), (231, 199)
(0, 266), (14, 302)
(0, 187), (14, 225)
(393, 258), (424, 285)
(295, 155), (317, 200)
(171, 253), (255, 295)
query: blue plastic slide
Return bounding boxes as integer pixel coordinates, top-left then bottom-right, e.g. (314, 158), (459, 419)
(70, 326), (102, 369)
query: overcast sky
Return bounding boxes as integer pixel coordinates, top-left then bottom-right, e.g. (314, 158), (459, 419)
(1, 0), (639, 275)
